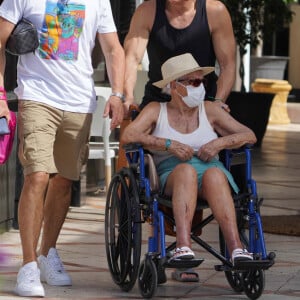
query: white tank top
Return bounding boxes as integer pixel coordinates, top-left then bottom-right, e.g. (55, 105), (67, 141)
(152, 102), (218, 165)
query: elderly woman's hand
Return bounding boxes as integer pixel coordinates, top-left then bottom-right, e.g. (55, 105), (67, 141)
(169, 140), (194, 161)
(196, 139), (221, 162)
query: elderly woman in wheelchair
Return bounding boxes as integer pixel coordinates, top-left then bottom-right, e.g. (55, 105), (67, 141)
(122, 53), (255, 264)
(105, 53), (275, 299)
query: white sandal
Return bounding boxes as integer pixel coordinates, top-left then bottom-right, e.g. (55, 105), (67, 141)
(171, 246), (195, 260)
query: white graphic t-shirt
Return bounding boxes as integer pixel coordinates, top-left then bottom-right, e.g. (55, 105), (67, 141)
(0, 0), (117, 113)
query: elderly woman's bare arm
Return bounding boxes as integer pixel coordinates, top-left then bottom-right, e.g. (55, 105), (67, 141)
(197, 102), (257, 161)
(121, 102), (165, 150)
(214, 119), (256, 150)
(207, 102), (256, 144)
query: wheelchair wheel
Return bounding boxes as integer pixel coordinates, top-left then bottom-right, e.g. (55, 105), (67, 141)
(138, 258), (158, 298)
(105, 167), (142, 292)
(153, 256), (167, 285)
(224, 269), (244, 293)
(242, 269), (265, 300)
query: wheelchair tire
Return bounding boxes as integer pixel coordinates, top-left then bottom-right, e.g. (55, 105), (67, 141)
(105, 167), (142, 292)
(153, 257), (167, 285)
(138, 258), (158, 298)
(224, 270), (244, 292)
(242, 269), (265, 300)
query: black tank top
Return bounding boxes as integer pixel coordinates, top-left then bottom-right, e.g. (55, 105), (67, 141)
(141, 0), (217, 108)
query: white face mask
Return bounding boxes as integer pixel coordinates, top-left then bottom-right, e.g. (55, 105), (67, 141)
(177, 82), (206, 107)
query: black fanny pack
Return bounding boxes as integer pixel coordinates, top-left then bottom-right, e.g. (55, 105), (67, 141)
(6, 18), (39, 56)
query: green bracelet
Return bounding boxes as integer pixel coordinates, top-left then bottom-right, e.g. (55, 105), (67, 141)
(165, 139), (171, 151)
(208, 96), (224, 102)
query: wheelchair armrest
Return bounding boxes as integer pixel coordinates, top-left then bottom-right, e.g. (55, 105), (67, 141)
(221, 143), (252, 157)
(222, 144), (255, 194)
(229, 144), (254, 155)
(123, 143), (143, 152)
(221, 144), (254, 167)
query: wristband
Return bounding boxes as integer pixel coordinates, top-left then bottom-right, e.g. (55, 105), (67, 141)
(0, 87), (7, 101)
(208, 96), (224, 103)
(111, 92), (125, 102)
(165, 138), (171, 151)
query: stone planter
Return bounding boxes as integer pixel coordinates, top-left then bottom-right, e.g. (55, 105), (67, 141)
(250, 56), (289, 85)
(252, 79), (292, 124)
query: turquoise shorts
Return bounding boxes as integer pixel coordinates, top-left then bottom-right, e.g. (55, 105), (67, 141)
(156, 156), (239, 194)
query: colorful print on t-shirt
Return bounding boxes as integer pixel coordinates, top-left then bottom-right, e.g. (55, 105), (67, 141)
(39, 0), (85, 60)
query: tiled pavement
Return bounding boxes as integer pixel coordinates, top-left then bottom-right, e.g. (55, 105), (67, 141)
(0, 123), (299, 300)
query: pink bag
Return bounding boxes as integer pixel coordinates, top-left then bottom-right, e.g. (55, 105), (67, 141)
(0, 111), (17, 164)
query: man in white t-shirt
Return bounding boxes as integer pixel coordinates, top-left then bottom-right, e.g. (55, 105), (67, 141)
(0, 0), (125, 297)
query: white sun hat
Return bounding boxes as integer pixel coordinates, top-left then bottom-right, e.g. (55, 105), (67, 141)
(152, 53), (215, 88)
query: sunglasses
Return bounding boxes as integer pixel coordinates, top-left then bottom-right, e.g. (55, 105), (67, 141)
(176, 78), (207, 87)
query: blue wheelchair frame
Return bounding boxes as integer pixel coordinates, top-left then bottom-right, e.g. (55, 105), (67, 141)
(226, 149), (267, 258)
(105, 144), (275, 299)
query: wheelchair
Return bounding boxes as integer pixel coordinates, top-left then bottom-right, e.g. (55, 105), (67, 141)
(104, 142), (275, 299)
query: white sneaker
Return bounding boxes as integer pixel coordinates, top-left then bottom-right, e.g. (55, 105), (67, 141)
(232, 248), (253, 265)
(38, 248), (72, 286)
(15, 261), (45, 297)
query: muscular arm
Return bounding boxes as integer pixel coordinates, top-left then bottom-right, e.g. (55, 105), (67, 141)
(123, 1), (155, 112)
(207, 0), (236, 103)
(98, 31), (125, 128)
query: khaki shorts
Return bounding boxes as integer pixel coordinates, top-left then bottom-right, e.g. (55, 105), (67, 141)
(18, 100), (92, 180)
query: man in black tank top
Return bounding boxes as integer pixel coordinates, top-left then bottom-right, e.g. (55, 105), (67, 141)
(123, 0), (236, 112)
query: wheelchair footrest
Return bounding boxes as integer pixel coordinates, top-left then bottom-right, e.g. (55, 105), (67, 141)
(215, 259), (275, 272)
(233, 259), (275, 271)
(164, 258), (204, 269)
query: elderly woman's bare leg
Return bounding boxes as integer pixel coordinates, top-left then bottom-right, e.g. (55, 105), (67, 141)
(200, 167), (244, 256)
(164, 163), (198, 249)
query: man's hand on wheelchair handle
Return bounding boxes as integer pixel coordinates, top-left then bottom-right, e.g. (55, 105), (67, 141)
(104, 96), (124, 129)
(212, 99), (230, 113)
(123, 97), (140, 119)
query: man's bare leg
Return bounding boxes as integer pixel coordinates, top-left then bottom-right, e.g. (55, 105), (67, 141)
(39, 174), (72, 256)
(18, 172), (49, 265)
